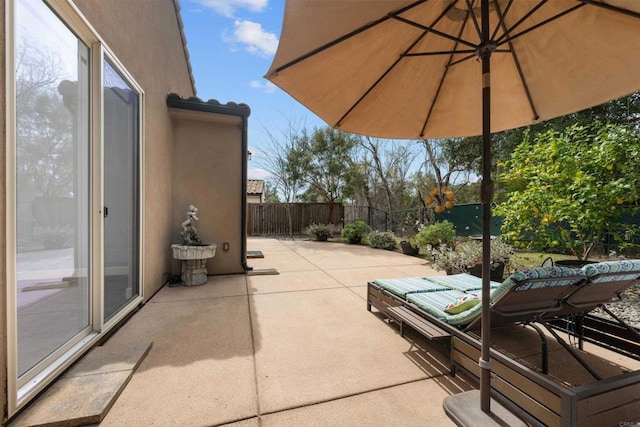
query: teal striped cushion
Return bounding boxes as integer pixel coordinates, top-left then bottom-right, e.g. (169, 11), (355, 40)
(406, 290), (466, 319)
(407, 291), (485, 326)
(449, 267), (584, 326)
(582, 260), (640, 283)
(423, 273), (501, 292)
(508, 267), (585, 291)
(393, 267), (588, 327)
(374, 277), (450, 298)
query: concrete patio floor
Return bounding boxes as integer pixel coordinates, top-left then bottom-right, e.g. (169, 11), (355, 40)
(94, 237), (471, 426)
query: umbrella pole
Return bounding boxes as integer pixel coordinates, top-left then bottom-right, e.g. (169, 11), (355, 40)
(479, 0), (493, 414)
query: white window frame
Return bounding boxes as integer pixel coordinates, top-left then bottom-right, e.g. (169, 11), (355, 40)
(5, 0), (145, 416)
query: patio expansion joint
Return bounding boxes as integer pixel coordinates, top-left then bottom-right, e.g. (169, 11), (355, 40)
(249, 285), (347, 297)
(257, 376), (446, 419)
(244, 275), (263, 419)
(149, 293), (249, 304)
(323, 263), (429, 271)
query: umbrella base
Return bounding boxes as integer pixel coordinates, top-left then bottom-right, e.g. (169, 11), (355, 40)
(443, 390), (527, 427)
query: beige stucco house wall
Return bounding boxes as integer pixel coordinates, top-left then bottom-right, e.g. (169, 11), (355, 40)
(2, 0), (249, 420)
(169, 95), (250, 276)
(74, 0), (197, 298)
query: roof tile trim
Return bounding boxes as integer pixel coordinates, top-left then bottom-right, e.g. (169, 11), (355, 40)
(173, 0), (197, 96)
(167, 93), (251, 117)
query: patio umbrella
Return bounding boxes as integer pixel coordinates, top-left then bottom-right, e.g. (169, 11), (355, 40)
(265, 0), (640, 418)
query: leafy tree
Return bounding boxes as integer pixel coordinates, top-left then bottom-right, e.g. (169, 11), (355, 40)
(263, 181), (280, 203)
(490, 92), (640, 166)
(298, 127), (365, 222)
(414, 137), (483, 213)
(496, 122), (640, 259)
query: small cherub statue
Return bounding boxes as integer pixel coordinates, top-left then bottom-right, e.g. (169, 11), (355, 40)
(181, 205), (203, 245)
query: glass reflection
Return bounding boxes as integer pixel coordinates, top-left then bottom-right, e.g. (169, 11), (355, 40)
(16, 0), (90, 377)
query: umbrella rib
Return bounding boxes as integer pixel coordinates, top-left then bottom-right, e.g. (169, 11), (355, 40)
(578, 0), (640, 19)
(494, 0), (539, 121)
(465, 0), (482, 41)
(420, 13), (472, 137)
(447, 53), (476, 68)
(495, 0), (548, 45)
(335, 1), (461, 129)
(269, 0), (428, 76)
(490, 0), (515, 41)
(404, 49), (476, 57)
(497, 3), (586, 47)
(390, 15), (477, 49)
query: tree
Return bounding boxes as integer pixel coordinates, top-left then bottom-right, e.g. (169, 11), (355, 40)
(490, 92), (640, 166)
(417, 137), (482, 211)
(263, 181), (280, 203)
(495, 122), (640, 260)
(422, 92), (640, 195)
(359, 136), (418, 208)
(298, 127), (365, 222)
(257, 123), (308, 236)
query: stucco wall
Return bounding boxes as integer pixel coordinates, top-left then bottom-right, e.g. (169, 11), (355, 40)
(74, 0), (195, 298)
(171, 110), (245, 275)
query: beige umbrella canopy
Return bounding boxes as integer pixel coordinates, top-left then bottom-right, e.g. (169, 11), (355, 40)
(266, 0), (640, 419)
(266, 0), (640, 140)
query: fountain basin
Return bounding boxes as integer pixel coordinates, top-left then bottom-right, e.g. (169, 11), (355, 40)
(171, 243), (217, 286)
(171, 244), (216, 260)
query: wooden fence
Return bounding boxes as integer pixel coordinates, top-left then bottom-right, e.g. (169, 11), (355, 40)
(247, 203), (344, 236)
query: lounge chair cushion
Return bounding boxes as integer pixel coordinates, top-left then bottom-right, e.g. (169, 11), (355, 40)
(501, 266), (585, 293)
(373, 277), (450, 298)
(406, 290), (466, 319)
(444, 293), (481, 314)
(582, 260), (640, 283)
(399, 267), (586, 327)
(422, 273), (501, 292)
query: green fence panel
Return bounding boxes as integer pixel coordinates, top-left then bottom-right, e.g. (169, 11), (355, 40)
(434, 203), (503, 237)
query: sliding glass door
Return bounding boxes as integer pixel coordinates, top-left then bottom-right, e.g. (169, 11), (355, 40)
(15, 0), (91, 380)
(103, 60), (140, 320)
(10, 0), (143, 412)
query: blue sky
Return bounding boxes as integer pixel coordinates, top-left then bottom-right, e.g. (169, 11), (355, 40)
(180, 0), (326, 180)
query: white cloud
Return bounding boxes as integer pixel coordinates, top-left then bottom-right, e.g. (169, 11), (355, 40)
(228, 20), (278, 57)
(250, 80), (277, 93)
(248, 168), (272, 180)
(194, 0), (267, 18)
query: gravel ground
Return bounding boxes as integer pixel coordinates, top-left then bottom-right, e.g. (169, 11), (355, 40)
(593, 283), (640, 328)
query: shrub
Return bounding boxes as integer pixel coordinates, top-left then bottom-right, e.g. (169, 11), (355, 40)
(305, 223), (334, 240)
(367, 231), (397, 250)
(431, 237), (514, 274)
(413, 220), (456, 248)
(341, 220), (371, 243)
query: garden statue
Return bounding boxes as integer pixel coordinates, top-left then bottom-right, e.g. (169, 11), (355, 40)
(181, 204), (203, 245)
(171, 204), (216, 286)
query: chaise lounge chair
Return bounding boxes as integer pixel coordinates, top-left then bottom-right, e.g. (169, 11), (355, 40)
(367, 260), (640, 426)
(369, 267), (586, 329)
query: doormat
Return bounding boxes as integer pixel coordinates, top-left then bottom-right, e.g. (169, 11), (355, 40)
(247, 250), (264, 259)
(247, 268), (279, 276)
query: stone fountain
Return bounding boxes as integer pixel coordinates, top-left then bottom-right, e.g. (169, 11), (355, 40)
(171, 205), (216, 286)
